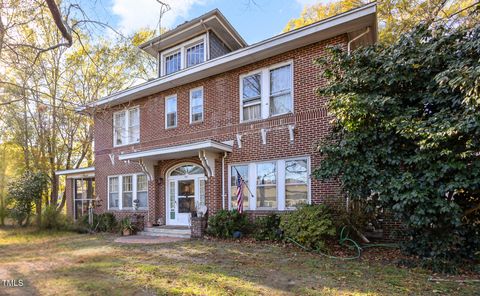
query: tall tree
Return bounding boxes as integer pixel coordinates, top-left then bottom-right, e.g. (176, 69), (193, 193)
(284, 0), (480, 43)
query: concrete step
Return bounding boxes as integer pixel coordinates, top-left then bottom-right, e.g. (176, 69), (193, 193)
(140, 226), (191, 238)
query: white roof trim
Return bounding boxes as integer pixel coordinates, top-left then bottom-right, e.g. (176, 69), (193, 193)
(85, 3), (376, 110)
(55, 167), (95, 176)
(118, 140), (232, 161)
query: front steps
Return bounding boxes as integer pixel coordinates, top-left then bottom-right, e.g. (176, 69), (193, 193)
(138, 225), (191, 238)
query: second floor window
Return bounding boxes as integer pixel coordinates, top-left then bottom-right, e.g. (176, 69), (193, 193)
(240, 62), (293, 122)
(186, 42), (204, 67)
(165, 51), (181, 75)
(241, 73), (262, 121)
(190, 87), (204, 123)
(165, 95), (177, 128)
(113, 107), (139, 146)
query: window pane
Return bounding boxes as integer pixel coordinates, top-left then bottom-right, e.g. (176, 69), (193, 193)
(165, 51), (181, 75)
(166, 97), (177, 127)
(243, 103), (261, 121)
(199, 179), (206, 207)
(230, 165), (249, 210)
(286, 184), (308, 208)
(270, 65), (291, 94)
(257, 163), (276, 185)
(109, 177), (118, 192)
(285, 160), (308, 184)
(114, 112), (126, 145)
(270, 93), (292, 115)
(137, 192), (147, 208)
(242, 74), (261, 100)
(122, 176), (133, 208)
(190, 89), (203, 122)
(109, 193), (119, 208)
(137, 174), (147, 191)
(257, 162), (277, 209)
(128, 108), (140, 143)
(270, 65), (292, 115)
(186, 43), (204, 67)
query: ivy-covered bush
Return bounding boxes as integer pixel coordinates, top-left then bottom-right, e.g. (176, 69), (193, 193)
(253, 214), (282, 241)
(280, 204), (336, 250)
(314, 24), (480, 270)
(207, 210), (250, 238)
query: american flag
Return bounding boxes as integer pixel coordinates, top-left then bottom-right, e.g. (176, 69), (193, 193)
(236, 170), (245, 213)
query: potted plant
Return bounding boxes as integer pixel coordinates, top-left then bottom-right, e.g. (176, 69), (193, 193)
(121, 218), (135, 236)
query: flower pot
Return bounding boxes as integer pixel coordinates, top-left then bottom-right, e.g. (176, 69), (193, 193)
(122, 229), (131, 236)
(146, 221), (153, 228)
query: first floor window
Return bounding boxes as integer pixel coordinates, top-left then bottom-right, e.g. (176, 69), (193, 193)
(256, 162), (277, 209)
(137, 174), (148, 208)
(122, 176), (133, 208)
(230, 165), (249, 210)
(74, 178), (95, 220)
(229, 158), (310, 211)
(165, 95), (177, 128)
(109, 177), (119, 208)
(285, 159), (308, 207)
(108, 174), (148, 210)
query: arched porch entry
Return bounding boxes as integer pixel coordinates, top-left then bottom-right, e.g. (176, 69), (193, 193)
(165, 163), (206, 226)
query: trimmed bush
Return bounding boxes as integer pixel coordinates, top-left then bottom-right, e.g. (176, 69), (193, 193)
(207, 210), (250, 238)
(280, 204), (336, 250)
(253, 214), (282, 241)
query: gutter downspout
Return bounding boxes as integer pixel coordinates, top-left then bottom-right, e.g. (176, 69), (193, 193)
(222, 152), (227, 210)
(347, 27), (370, 55)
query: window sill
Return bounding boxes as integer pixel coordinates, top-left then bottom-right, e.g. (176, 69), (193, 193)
(190, 120), (204, 125)
(240, 111), (294, 125)
(165, 126), (177, 130)
(113, 141), (140, 149)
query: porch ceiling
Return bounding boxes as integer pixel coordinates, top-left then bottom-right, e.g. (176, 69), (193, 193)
(118, 140), (232, 162)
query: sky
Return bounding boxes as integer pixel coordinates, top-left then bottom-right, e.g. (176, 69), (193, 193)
(75, 0), (325, 44)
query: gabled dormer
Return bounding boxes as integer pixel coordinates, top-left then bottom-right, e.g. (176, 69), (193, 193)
(139, 9), (247, 77)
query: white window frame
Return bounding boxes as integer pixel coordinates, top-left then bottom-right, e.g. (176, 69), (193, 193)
(160, 34), (207, 76)
(113, 106), (140, 147)
(163, 49), (182, 76)
(107, 173), (148, 210)
(239, 60), (294, 123)
(189, 86), (204, 124)
(165, 95), (177, 129)
(228, 156), (310, 211)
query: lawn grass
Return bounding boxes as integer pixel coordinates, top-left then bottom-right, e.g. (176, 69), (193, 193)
(0, 226), (478, 295)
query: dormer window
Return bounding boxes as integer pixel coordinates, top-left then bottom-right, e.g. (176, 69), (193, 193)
(165, 50), (181, 75)
(160, 34), (207, 76)
(186, 42), (204, 67)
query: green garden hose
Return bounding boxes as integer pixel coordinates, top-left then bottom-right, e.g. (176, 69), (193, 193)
(286, 226), (399, 260)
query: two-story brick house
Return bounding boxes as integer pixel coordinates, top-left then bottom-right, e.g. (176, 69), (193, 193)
(56, 3), (377, 234)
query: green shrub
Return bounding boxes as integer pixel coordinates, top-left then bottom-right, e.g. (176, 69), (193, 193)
(207, 210), (250, 238)
(280, 204), (336, 250)
(253, 214), (282, 241)
(41, 205), (67, 230)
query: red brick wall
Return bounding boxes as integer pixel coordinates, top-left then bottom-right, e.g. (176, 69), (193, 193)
(93, 35), (348, 225)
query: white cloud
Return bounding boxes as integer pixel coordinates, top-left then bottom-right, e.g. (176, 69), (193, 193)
(111, 0), (208, 34)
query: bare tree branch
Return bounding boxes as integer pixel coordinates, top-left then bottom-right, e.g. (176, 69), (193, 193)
(45, 0), (73, 47)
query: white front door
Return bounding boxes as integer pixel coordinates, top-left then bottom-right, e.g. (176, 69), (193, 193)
(166, 174), (205, 226)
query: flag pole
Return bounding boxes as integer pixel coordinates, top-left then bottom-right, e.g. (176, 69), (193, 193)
(233, 166), (254, 198)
